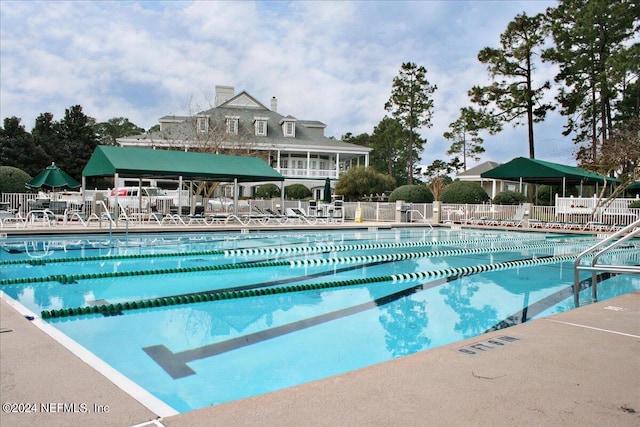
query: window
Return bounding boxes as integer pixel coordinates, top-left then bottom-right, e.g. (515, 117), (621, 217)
(285, 121), (295, 137)
(226, 116), (239, 134)
(254, 118), (268, 136)
(196, 116), (208, 133)
(280, 118), (296, 137)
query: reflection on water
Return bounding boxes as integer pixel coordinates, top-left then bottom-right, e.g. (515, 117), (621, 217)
(439, 278), (499, 337)
(379, 297), (430, 357)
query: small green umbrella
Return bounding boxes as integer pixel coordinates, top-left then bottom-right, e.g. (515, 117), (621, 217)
(323, 177), (332, 203)
(25, 162), (81, 191)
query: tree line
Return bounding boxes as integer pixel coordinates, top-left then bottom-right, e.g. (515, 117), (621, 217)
(345, 0), (639, 194)
(0, 108), (145, 180)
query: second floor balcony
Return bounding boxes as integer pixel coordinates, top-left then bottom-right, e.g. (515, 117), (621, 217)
(275, 167), (338, 179)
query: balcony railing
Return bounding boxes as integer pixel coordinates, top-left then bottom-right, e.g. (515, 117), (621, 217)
(276, 168), (337, 179)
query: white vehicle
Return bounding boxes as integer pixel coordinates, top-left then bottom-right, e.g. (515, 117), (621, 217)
(108, 187), (174, 212)
(207, 197), (250, 212)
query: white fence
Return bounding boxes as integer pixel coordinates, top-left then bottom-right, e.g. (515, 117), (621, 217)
(2, 191), (639, 230)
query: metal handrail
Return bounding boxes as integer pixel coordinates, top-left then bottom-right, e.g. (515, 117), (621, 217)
(573, 218), (640, 307)
(406, 209), (433, 230)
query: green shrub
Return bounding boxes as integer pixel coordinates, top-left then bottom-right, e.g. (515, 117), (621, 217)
(0, 166), (32, 193)
(493, 190), (527, 205)
(440, 181), (490, 204)
(388, 184), (433, 203)
(534, 184), (580, 205)
(255, 183), (281, 199)
(284, 184), (312, 200)
(629, 200), (640, 209)
(335, 166), (396, 202)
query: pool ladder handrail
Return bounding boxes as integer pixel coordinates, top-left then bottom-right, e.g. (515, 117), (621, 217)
(405, 209), (433, 229)
(573, 217), (640, 307)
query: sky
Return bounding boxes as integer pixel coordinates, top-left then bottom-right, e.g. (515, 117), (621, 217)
(0, 0), (576, 169)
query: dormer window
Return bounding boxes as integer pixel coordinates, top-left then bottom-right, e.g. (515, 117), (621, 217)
(280, 117), (296, 137)
(254, 117), (268, 136)
(226, 116), (239, 134)
(196, 116), (209, 133)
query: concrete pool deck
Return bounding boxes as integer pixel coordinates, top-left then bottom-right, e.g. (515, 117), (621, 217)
(1, 287), (638, 426)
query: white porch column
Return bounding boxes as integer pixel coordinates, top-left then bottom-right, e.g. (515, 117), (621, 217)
(280, 181), (285, 213)
(306, 151), (311, 178)
(114, 173), (119, 228)
(335, 153), (340, 179)
(81, 176), (86, 215)
(178, 176), (183, 213)
(233, 178), (239, 216)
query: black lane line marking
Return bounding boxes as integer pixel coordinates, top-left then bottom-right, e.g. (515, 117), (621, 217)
(143, 277), (450, 379)
(484, 271), (617, 332)
(157, 259), (391, 302)
(143, 254), (567, 378)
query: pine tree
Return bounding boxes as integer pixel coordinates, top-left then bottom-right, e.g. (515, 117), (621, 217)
(444, 107), (501, 170)
(469, 12), (553, 159)
(385, 62), (436, 184)
(544, 0), (639, 165)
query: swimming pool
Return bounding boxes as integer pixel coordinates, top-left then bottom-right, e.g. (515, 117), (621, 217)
(1, 227), (639, 414)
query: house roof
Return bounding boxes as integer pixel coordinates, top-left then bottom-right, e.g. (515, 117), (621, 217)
(457, 161), (502, 177)
(480, 157), (618, 185)
(82, 145), (284, 182)
(117, 89), (371, 157)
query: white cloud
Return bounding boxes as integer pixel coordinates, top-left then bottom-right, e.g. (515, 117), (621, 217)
(1, 0), (569, 166)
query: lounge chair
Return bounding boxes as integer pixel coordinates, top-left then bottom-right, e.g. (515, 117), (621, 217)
(265, 208), (290, 224)
(499, 207), (525, 227)
(0, 211), (26, 228)
(187, 205), (208, 225)
(286, 208), (318, 224)
(251, 206), (287, 224)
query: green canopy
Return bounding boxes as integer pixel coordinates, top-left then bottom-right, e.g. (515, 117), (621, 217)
(480, 157), (618, 186)
(26, 162), (81, 190)
(83, 146), (284, 182)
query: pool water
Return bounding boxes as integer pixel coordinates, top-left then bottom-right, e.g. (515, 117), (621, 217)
(1, 228), (638, 413)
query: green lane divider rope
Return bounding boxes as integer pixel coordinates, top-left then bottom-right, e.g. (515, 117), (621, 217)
(1, 239), (587, 286)
(391, 254), (578, 282)
(223, 236), (559, 257)
(288, 240), (583, 267)
(3, 233), (601, 269)
(0, 249), (228, 266)
(41, 252), (581, 320)
(1, 234), (572, 267)
(1, 239), (596, 287)
(0, 260), (292, 286)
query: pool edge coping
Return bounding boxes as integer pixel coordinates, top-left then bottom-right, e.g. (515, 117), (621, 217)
(0, 290), (179, 418)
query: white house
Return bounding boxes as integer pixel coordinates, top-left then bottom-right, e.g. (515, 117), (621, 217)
(456, 161), (523, 199)
(117, 86), (371, 200)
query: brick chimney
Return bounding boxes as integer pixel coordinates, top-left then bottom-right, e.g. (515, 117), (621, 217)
(215, 85), (234, 106)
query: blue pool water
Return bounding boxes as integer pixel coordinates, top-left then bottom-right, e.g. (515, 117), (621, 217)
(1, 227), (639, 413)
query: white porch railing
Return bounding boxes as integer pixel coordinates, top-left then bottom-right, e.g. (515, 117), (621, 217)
(276, 168), (338, 179)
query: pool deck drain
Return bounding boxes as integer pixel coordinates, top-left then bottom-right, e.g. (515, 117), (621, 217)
(1, 291), (638, 426)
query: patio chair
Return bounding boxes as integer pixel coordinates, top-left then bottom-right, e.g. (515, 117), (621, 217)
(251, 206), (286, 224)
(286, 208), (318, 225)
(0, 211), (26, 228)
(187, 204), (209, 225)
(499, 207), (525, 227)
(265, 208), (290, 224)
